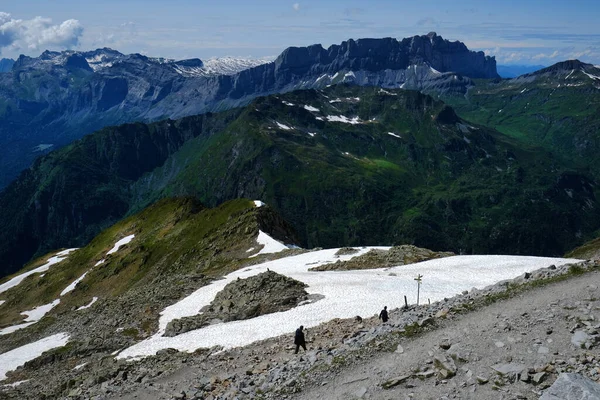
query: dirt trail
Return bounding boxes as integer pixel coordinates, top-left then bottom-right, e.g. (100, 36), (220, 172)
(293, 270), (600, 400)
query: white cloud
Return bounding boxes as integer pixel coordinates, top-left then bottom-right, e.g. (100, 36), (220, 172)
(0, 12), (83, 55)
(293, 3), (300, 11)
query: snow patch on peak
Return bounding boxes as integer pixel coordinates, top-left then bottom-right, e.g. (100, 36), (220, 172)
(249, 231), (290, 258)
(276, 122), (292, 130)
(282, 101), (295, 106)
(583, 71), (600, 80)
(303, 105), (320, 112)
(429, 66), (441, 75)
(387, 132), (401, 138)
(253, 200), (265, 208)
(378, 89), (397, 96)
(326, 115), (362, 124)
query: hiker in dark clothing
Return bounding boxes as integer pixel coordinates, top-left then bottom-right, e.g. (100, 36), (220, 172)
(294, 325), (307, 353)
(379, 306), (389, 323)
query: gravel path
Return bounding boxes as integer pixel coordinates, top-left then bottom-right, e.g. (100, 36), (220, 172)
(292, 269), (600, 400)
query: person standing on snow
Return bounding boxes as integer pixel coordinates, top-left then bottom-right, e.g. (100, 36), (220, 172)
(294, 325), (307, 353)
(379, 306), (389, 323)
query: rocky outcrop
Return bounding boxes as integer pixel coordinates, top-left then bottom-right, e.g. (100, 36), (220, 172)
(164, 271), (309, 336)
(310, 245), (455, 271)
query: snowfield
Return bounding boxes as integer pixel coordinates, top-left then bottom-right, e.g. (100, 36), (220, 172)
(0, 249), (77, 295)
(0, 333), (69, 380)
(116, 241), (579, 360)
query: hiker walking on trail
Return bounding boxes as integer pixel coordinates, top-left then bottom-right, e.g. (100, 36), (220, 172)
(379, 306), (389, 323)
(294, 325), (307, 353)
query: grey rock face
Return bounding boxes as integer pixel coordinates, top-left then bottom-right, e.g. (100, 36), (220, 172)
(164, 270), (309, 336)
(540, 373), (600, 399)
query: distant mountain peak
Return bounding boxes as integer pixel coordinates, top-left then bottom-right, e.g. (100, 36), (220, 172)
(536, 59), (594, 74)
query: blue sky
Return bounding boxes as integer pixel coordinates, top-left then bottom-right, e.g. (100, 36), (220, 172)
(1, 0), (599, 65)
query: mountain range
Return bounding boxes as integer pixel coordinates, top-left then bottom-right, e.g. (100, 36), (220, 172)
(0, 84), (597, 278)
(0, 32), (496, 188)
(1, 30), (600, 399)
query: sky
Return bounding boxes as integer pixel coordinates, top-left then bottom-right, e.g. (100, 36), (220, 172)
(1, 0), (599, 66)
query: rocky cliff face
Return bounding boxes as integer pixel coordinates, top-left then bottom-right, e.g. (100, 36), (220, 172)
(0, 58), (14, 72)
(0, 33), (497, 188)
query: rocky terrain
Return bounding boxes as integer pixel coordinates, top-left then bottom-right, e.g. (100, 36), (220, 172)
(310, 245), (455, 271)
(2, 254), (597, 399)
(164, 271), (310, 336)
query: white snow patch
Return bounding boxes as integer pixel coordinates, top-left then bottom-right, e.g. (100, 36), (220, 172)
(463, 136), (471, 144)
(303, 105), (320, 112)
(326, 115), (362, 124)
(107, 235), (135, 255)
(520, 88), (527, 93)
(329, 98), (342, 103)
(56, 249), (78, 257)
(0, 299), (61, 335)
(498, 109), (503, 113)
(94, 259), (105, 267)
(246, 247), (255, 253)
(565, 69), (575, 80)
(249, 231), (289, 258)
(60, 271), (89, 296)
(387, 132), (401, 139)
(315, 116), (324, 121)
(276, 122), (292, 131)
(73, 363), (87, 371)
(253, 200), (265, 208)
(308, 132), (317, 137)
(3, 379), (29, 388)
(378, 89), (397, 96)
(117, 252), (577, 360)
(344, 71), (356, 79)
(429, 66), (441, 75)
(282, 101), (295, 106)
(0, 333), (69, 380)
(583, 71), (600, 80)
(77, 297), (98, 311)
(0, 249), (77, 295)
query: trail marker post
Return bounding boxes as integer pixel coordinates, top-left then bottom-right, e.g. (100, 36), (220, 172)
(414, 274), (423, 306)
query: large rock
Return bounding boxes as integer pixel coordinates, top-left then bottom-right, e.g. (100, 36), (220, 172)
(540, 373), (600, 399)
(165, 271), (309, 336)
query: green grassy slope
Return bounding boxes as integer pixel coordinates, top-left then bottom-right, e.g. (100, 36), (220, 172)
(0, 84), (598, 278)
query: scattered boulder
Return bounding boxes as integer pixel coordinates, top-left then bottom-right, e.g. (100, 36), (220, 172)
(540, 373), (600, 399)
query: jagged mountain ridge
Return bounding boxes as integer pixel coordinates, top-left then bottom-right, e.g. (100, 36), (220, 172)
(0, 32), (496, 188)
(0, 85), (596, 278)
